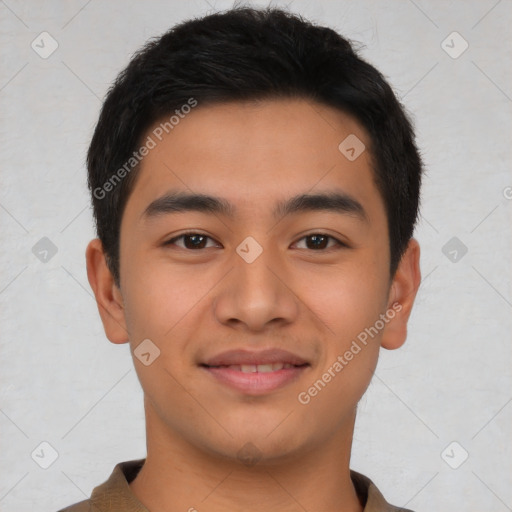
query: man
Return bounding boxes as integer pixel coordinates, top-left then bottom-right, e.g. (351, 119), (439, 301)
(60, 6), (422, 511)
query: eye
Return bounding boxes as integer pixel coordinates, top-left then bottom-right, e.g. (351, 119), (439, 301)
(163, 232), (220, 250)
(293, 234), (346, 250)
(163, 232), (347, 251)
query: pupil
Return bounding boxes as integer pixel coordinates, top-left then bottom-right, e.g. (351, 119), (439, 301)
(308, 235), (327, 249)
(185, 235), (205, 249)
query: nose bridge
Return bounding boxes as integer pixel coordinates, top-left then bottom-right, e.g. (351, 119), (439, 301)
(234, 240), (281, 309)
(237, 246), (276, 295)
(213, 238), (298, 330)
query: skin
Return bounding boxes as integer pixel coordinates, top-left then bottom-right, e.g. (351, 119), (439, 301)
(86, 98), (421, 512)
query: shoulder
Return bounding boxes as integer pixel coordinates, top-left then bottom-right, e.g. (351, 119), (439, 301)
(55, 459), (147, 512)
(350, 470), (415, 512)
(56, 499), (94, 511)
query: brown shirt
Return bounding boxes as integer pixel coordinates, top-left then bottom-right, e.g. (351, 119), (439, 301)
(57, 459), (413, 512)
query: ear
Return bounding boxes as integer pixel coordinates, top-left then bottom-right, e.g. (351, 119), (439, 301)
(85, 238), (129, 344)
(381, 238), (421, 350)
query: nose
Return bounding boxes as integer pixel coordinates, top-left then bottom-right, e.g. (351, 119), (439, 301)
(213, 245), (299, 332)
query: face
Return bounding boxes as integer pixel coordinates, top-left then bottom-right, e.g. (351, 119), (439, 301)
(88, 98), (420, 463)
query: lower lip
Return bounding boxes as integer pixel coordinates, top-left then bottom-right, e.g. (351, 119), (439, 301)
(202, 366), (308, 395)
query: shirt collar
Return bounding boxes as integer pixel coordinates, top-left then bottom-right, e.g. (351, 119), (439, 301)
(87, 459), (412, 512)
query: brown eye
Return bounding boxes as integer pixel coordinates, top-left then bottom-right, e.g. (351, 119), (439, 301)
(306, 234), (329, 249)
(164, 233), (219, 250)
(295, 234), (345, 250)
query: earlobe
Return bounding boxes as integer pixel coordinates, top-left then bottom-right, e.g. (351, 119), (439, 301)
(381, 238), (421, 350)
(85, 239), (129, 344)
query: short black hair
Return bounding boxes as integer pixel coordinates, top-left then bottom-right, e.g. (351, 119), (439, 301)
(87, 6), (423, 286)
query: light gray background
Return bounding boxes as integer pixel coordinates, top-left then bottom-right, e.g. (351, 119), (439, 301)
(1, 1), (511, 511)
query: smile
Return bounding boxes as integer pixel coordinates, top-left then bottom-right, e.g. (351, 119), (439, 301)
(201, 362), (309, 395)
(206, 362), (297, 373)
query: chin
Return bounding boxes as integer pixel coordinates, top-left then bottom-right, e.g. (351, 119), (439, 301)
(197, 423), (310, 467)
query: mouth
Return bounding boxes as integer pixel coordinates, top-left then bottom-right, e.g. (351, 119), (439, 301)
(200, 349), (310, 395)
(203, 362), (304, 373)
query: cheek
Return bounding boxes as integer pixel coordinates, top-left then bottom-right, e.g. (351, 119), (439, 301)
(120, 258), (199, 409)
(294, 268), (385, 421)
(295, 258), (389, 341)
(121, 250), (208, 341)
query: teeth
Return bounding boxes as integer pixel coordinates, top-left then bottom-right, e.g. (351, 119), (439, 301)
(227, 363), (294, 373)
(240, 364), (258, 373)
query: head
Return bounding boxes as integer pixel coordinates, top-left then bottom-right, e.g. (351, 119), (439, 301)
(86, 7), (422, 464)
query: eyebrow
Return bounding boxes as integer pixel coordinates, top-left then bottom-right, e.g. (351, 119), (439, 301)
(141, 190), (369, 224)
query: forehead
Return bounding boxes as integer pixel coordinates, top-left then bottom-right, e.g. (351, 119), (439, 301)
(123, 98), (384, 225)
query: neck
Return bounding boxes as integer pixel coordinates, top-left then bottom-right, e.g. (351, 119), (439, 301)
(130, 398), (363, 512)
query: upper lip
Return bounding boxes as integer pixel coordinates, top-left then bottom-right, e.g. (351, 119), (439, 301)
(202, 349), (309, 367)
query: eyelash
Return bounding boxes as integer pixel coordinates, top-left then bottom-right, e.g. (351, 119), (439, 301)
(163, 231), (348, 251)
